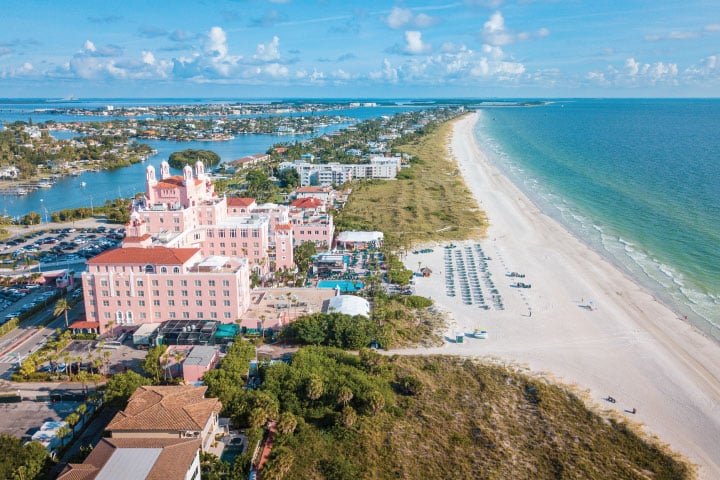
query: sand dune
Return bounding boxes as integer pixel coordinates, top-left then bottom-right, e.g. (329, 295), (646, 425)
(400, 112), (720, 478)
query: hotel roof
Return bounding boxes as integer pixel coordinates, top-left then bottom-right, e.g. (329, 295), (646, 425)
(290, 197), (323, 209)
(155, 176), (184, 189)
(107, 385), (221, 433)
(87, 247), (200, 265)
(227, 197), (256, 207)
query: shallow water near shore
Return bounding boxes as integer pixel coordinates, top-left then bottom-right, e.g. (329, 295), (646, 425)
(473, 99), (720, 341)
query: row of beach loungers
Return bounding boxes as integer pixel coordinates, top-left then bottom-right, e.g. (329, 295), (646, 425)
(444, 243), (504, 310)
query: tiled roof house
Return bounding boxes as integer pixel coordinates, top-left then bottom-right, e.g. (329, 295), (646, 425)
(106, 385), (222, 452)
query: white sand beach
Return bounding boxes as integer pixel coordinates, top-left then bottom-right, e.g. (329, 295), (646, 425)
(400, 112), (720, 478)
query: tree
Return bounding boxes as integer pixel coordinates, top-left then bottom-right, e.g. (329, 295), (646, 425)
(306, 375), (324, 401)
(142, 344), (168, 384)
(293, 241), (316, 275)
(56, 425), (72, 447)
(367, 390), (385, 416)
(338, 406), (357, 428)
(65, 413), (80, 432)
(337, 386), (353, 408)
(0, 434), (51, 480)
(277, 412), (297, 436)
(263, 447), (295, 480)
(168, 149), (220, 169)
(53, 298), (70, 329)
(19, 358), (36, 379)
(104, 371), (151, 409)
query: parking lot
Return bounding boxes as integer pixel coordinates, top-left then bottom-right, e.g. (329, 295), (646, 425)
(0, 399), (82, 440)
(1, 225), (123, 269)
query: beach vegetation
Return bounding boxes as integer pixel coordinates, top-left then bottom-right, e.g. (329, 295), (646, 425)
(336, 114), (487, 250)
(247, 349), (691, 480)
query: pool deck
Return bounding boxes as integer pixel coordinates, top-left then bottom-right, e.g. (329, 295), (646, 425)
(241, 288), (336, 330)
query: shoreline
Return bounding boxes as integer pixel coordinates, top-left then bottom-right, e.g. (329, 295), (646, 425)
(401, 112), (720, 478)
(472, 117), (719, 344)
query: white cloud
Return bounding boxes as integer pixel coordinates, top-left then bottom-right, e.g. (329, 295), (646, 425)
(414, 14), (438, 28)
(404, 31), (431, 55)
(83, 40), (97, 53)
(465, 0), (505, 7)
(385, 7), (439, 29)
(481, 11), (548, 46)
(386, 7), (413, 29)
(587, 57), (679, 87)
(141, 51), (155, 65)
(645, 31), (699, 41)
(370, 41), (526, 86)
(682, 54), (720, 82)
(705, 24), (720, 32)
(332, 69), (351, 81)
(253, 36), (281, 62)
(5, 62), (34, 77)
(370, 58), (399, 83)
(206, 26), (229, 58)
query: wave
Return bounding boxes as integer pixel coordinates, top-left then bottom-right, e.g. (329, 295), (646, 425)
(473, 112), (720, 342)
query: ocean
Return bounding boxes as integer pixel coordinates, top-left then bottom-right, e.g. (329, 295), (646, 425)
(474, 99), (720, 341)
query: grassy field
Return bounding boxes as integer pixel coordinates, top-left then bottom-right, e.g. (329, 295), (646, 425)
(336, 115), (487, 250)
(261, 352), (692, 480)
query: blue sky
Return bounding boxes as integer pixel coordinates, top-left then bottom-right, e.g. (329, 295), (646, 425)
(1, 0), (719, 98)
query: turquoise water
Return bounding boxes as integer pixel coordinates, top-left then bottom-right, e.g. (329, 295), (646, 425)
(474, 99), (720, 340)
(317, 280), (364, 292)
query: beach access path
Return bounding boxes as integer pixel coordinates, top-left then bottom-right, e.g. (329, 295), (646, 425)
(399, 112), (720, 479)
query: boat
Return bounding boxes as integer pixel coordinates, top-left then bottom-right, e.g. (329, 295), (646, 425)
(80, 181), (86, 188)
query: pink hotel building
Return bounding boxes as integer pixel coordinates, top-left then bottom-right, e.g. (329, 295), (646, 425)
(83, 160), (318, 333)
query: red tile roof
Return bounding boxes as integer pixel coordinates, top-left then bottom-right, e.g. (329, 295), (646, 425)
(290, 197), (323, 209)
(156, 176), (184, 189)
(227, 197), (256, 207)
(275, 224), (292, 231)
(123, 234), (152, 242)
(107, 385), (221, 433)
(69, 321), (100, 330)
(87, 247), (200, 265)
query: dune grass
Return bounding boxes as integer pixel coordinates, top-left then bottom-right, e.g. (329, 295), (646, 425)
(261, 352), (692, 480)
(336, 115), (487, 250)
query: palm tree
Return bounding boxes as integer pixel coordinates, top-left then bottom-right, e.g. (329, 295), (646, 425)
(337, 386), (353, 408)
(339, 406), (357, 428)
(53, 298), (70, 329)
(277, 412), (297, 436)
(367, 390), (385, 416)
(56, 425), (72, 448)
(306, 376), (323, 401)
(65, 413), (80, 433)
(259, 315), (267, 340)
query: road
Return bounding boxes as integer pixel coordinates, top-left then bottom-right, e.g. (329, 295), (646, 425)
(0, 297), (86, 378)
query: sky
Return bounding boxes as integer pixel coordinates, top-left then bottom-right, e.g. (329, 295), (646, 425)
(1, 0), (719, 98)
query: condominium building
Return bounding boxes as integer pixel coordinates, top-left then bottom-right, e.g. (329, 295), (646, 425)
(280, 155), (401, 187)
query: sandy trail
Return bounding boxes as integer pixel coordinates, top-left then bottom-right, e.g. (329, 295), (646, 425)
(399, 112), (720, 478)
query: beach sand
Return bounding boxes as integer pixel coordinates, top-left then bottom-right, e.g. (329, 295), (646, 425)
(399, 112), (720, 478)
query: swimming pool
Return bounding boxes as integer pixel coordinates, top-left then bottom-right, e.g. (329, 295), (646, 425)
(317, 280), (365, 292)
